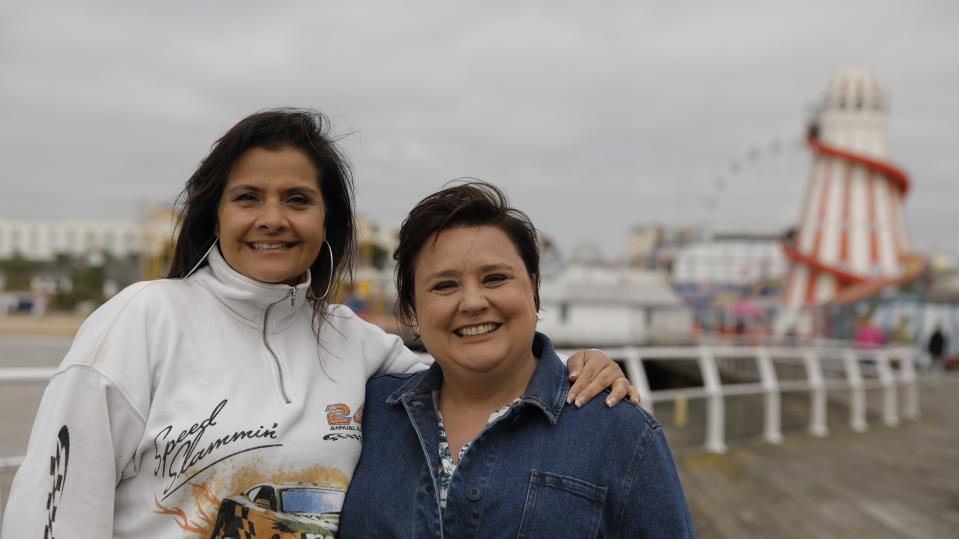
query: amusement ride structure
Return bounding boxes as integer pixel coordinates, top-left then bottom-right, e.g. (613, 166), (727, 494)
(779, 67), (922, 334)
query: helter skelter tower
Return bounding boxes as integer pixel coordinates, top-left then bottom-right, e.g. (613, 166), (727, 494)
(780, 67), (918, 334)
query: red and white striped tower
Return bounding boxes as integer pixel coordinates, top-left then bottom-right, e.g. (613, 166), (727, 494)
(780, 67), (914, 334)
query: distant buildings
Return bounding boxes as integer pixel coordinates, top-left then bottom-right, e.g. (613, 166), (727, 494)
(0, 216), (145, 261)
(626, 224), (703, 270)
(0, 208), (175, 314)
(355, 215), (399, 269)
(673, 232), (788, 288)
(538, 263), (693, 346)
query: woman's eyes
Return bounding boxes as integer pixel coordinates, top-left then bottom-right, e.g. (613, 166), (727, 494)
(234, 193), (259, 204)
(431, 274), (508, 292)
(484, 273), (508, 285)
(432, 280), (458, 291)
(231, 193), (313, 206)
(286, 194), (313, 206)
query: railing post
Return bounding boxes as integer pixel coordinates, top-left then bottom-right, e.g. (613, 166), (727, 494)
(803, 349), (829, 437)
(756, 347), (783, 444)
(843, 349), (868, 432)
(698, 347), (727, 454)
(622, 348), (653, 415)
(875, 350), (899, 427)
(898, 348), (921, 420)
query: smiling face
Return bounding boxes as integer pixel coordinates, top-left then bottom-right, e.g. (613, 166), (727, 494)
(413, 226), (539, 381)
(216, 146), (326, 285)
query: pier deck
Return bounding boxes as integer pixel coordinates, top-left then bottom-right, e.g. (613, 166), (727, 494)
(672, 374), (959, 538)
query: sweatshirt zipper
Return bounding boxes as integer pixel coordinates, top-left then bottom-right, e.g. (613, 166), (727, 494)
(263, 287), (295, 404)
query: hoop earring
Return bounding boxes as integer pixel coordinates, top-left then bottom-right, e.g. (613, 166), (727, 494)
(184, 237), (218, 278)
(316, 240), (334, 301)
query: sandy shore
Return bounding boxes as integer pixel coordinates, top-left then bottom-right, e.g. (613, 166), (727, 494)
(0, 314), (85, 336)
(0, 312), (406, 339)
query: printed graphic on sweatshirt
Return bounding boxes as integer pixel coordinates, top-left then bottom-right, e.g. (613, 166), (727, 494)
(152, 399), (282, 500)
(209, 481), (345, 538)
(43, 425), (70, 539)
(322, 402), (362, 442)
(154, 465), (348, 537)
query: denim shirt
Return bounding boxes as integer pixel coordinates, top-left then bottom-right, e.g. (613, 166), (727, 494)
(340, 333), (695, 538)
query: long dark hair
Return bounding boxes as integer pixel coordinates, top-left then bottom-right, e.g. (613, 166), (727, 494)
(167, 108), (356, 331)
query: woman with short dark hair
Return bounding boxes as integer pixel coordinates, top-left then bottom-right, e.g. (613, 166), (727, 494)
(1, 110), (636, 538)
(341, 181), (694, 537)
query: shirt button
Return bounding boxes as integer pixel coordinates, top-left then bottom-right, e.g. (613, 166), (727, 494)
(466, 486), (484, 501)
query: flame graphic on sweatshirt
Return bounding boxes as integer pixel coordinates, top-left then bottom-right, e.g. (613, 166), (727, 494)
(153, 483), (220, 534)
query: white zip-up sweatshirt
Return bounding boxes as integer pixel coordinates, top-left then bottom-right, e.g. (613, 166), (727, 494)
(1, 248), (424, 538)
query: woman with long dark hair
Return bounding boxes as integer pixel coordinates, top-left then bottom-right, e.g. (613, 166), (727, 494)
(1, 109), (636, 538)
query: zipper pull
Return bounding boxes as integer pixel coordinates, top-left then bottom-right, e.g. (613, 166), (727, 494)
(290, 287), (297, 311)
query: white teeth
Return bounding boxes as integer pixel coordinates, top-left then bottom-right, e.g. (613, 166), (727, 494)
(456, 323), (499, 337)
(251, 242), (292, 250)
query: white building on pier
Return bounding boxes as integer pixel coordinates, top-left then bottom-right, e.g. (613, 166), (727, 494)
(0, 217), (144, 261)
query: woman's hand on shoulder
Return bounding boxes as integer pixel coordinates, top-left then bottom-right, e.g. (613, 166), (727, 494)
(567, 349), (640, 408)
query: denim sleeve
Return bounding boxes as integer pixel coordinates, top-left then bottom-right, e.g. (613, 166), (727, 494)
(617, 427), (696, 538)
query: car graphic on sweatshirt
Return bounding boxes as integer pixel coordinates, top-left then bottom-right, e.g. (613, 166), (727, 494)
(210, 482), (344, 538)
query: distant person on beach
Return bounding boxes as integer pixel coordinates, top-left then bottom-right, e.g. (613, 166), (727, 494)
(928, 326), (947, 370)
(0, 109), (636, 538)
(340, 182), (694, 537)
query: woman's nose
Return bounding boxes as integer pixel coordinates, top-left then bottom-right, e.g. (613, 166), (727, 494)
(256, 200), (287, 230)
(459, 283), (489, 313)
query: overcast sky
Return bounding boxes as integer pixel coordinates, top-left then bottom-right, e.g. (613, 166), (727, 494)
(2, 1), (957, 259)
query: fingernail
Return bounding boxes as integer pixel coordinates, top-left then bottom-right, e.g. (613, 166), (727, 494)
(575, 397), (584, 408)
(569, 371), (579, 379)
(605, 397), (614, 407)
(566, 394), (574, 404)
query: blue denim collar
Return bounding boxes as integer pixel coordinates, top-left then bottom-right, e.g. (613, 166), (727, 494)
(385, 332), (569, 425)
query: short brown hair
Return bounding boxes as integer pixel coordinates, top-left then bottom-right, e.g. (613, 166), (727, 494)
(393, 181), (541, 330)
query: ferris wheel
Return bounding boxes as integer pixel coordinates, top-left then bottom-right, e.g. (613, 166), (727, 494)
(701, 131), (809, 239)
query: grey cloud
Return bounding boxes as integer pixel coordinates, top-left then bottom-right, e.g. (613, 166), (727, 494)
(1, 0), (958, 259)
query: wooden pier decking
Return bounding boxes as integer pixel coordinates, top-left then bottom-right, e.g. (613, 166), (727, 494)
(671, 374), (959, 538)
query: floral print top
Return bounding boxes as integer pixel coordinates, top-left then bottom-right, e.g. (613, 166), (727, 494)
(434, 392), (519, 511)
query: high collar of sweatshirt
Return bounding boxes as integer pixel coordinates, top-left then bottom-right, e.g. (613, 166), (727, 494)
(190, 246), (314, 332)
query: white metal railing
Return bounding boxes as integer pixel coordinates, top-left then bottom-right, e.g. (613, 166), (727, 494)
(560, 344), (920, 454)
(0, 367), (58, 384)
